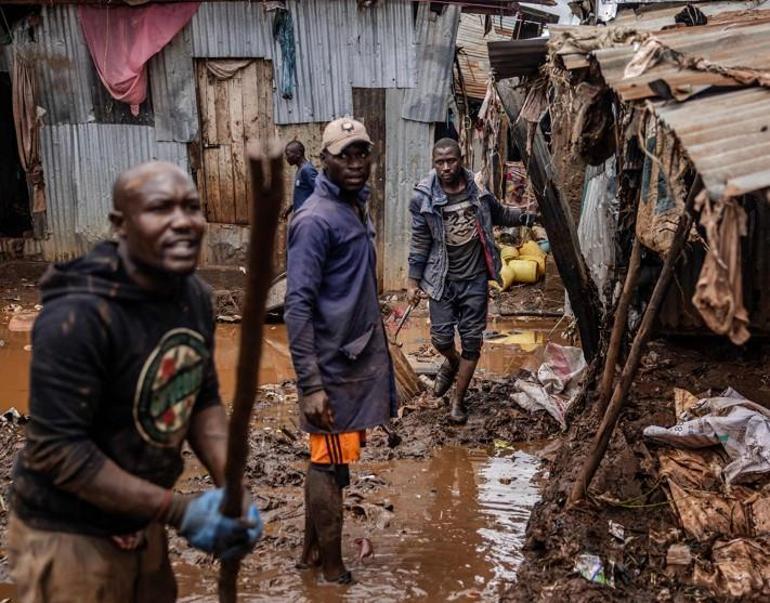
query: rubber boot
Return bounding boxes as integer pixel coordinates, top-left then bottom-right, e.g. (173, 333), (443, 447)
(296, 477), (320, 569)
(448, 357), (479, 424)
(305, 465), (352, 583)
(434, 348), (460, 397)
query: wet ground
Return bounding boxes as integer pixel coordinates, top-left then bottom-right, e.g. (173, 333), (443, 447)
(0, 294), (566, 601)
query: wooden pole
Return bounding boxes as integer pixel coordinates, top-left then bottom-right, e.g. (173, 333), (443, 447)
(496, 81), (602, 361)
(568, 180), (701, 506)
(218, 141), (284, 603)
(597, 236), (642, 412)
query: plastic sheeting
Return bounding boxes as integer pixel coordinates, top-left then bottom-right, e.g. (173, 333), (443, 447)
(644, 389), (770, 484)
(78, 3), (199, 115)
(511, 343), (587, 430)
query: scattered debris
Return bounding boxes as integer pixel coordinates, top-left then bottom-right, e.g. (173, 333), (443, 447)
(510, 343), (587, 429)
(574, 553), (613, 587)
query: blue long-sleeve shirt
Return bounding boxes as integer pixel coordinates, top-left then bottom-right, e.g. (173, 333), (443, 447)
(292, 160), (318, 212)
(284, 173), (397, 434)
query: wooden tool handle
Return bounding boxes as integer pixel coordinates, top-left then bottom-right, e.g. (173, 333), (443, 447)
(219, 140), (284, 603)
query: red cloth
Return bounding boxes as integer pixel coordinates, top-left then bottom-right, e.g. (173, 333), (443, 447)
(78, 3), (200, 116)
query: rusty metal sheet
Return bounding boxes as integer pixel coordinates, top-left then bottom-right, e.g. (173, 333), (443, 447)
(654, 87), (770, 200)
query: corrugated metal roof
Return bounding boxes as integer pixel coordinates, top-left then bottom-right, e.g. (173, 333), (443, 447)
(40, 124), (188, 259)
(654, 87), (770, 200)
(18, 6), (95, 125)
(188, 2), (274, 59)
(149, 26), (199, 142)
(402, 3), (461, 122)
(548, 4), (770, 202)
(488, 37), (548, 79)
(383, 89), (434, 290)
(349, 0), (417, 88)
(593, 13), (770, 101)
(456, 13), (517, 99)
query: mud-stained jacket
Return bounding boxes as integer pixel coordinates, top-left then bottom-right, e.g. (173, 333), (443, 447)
(284, 173), (397, 434)
(408, 169), (524, 300)
(12, 242), (221, 536)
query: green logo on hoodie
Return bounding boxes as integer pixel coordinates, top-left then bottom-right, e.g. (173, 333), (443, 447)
(134, 328), (208, 447)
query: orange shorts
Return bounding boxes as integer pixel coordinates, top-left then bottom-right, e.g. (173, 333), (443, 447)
(309, 431), (366, 465)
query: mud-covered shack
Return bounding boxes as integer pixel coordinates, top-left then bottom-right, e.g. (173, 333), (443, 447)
(0, 0), (553, 290)
(492, 0), (770, 341)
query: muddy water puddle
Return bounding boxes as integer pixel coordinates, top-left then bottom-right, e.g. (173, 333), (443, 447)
(176, 444), (543, 602)
(0, 315), (562, 414)
(0, 310), (556, 600)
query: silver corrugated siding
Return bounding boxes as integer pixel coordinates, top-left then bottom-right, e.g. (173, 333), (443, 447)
(26, 6), (95, 125)
(349, 0), (416, 89)
(149, 27), (199, 142)
(273, 0), (352, 125)
(384, 90), (434, 290)
(273, 0), (416, 124)
(188, 2), (274, 59)
(40, 124), (188, 260)
(402, 3), (460, 123)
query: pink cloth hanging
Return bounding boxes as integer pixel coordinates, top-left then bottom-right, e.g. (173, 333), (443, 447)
(78, 3), (200, 116)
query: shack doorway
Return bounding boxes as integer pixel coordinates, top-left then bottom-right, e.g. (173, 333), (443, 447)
(0, 71), (31, 237)
(194, 59), (274, 225)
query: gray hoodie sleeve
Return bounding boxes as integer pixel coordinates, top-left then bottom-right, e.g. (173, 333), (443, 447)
(408, 191), (433, 281)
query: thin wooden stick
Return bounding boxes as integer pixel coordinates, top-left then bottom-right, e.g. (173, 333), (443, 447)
(218, 140), (283, 603)
(568, 179), (701, 506)
(597, 236), (642, 412)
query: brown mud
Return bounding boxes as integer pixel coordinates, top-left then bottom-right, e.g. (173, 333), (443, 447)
(0, 273), (568, 601)
(510, 337), (770, 602)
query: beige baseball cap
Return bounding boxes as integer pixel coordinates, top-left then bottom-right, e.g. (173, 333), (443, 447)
(322, 117), (372, 155)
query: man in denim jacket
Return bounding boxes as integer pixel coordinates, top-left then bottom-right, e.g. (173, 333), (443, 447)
(407, 139), (537, 423)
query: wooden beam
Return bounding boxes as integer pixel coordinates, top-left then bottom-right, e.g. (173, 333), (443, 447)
(496, 80), (602, 362)
(567, 179), (701, 505)
(597, 236), (642, 411)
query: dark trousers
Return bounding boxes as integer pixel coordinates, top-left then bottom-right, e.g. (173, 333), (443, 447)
(429, 275), (488, 359)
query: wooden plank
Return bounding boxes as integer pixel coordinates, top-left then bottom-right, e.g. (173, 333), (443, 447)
(203, 147), (222, 222)
(214, 75), (231, 144)
(353, 87), (386, 291)
(218, 144), (236, 224)
(230, 72), (249, 224)
(242, 62), (261, 142)
(200, 63), (218, 145)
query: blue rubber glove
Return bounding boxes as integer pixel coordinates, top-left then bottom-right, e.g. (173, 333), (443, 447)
(178, 489), (263, 561)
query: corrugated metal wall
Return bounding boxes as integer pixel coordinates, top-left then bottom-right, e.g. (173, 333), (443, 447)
(21, 6), (95, 125)
(274, 0), (416, 124)
(384, 90), (434, 290)
(189, 2), (274, 59)
(402, 4), (461, 123)
(149, 26), (198, 143)
(40, 124), (187, 260)
(25, 0), (456, 272)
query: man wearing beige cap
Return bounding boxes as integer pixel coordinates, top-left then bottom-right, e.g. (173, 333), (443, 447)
(284, 118), (397, 583)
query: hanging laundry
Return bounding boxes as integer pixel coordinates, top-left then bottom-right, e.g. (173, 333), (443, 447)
(273, 8), (297, 100)
(78, 3), (200, 116)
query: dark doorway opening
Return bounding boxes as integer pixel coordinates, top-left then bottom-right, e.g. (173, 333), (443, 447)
(0, 72), (31, 237)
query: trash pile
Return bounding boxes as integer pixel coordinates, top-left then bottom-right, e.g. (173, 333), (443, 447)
(644, 388), (770, 599)
(510, 343), (587, 430)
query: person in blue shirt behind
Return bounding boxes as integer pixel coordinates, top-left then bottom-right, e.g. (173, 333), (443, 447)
(284, 140), (319, 219)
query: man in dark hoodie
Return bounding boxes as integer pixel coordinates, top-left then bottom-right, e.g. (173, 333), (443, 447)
(407, 139), (538, 424)
(285, 118), (396, 584)
(9, 162), (261, 602)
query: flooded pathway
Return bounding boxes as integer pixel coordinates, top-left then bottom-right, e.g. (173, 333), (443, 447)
(0, 309), (562, 601)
